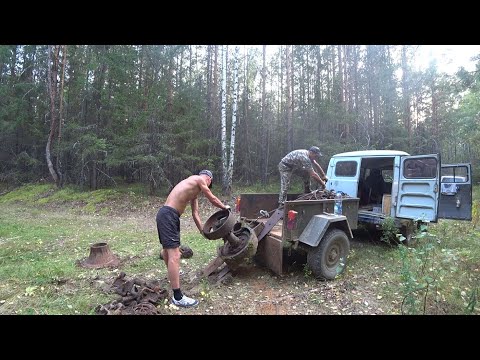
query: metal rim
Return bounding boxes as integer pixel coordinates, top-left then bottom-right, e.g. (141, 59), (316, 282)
(202, 209), (236, 239)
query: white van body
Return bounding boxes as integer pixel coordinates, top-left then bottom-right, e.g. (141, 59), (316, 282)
(325, 150), (472, 223)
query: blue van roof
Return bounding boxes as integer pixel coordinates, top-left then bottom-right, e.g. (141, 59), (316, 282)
(332, 150), (410, 157)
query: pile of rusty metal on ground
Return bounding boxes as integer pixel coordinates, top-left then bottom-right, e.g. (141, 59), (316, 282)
(295, 189), (350, 201)
(95, 272), (168, 315)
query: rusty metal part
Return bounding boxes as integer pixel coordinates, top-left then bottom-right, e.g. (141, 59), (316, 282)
(203, 209), (236, 240)
(133, 302), (159, 315)
(295, 189), (342, 201)
(179, 245), (194, 258)
(219, 225), (258, 271)
(202, 256), (226, 277)
(255, 234), (283, 276)
(223, 231), (242, 248)
(78, 242), (120, 269)
(159, 245), (193, 260)
(239, 193), (284, 218)
(97, 272), (167, 315)
(257, 208), (284, 242)
(219, 231), (249, 257)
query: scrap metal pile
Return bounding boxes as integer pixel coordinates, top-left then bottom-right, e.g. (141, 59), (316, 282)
(295, 189), (350, 201)
(95, 272), (168, 315)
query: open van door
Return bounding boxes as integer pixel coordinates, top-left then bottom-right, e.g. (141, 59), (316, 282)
(438, 163), (472, 220)
(396, 155), (440, 222)
(325, 157), (360, 197)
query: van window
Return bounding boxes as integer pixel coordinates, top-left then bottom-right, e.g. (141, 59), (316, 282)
(335, 161), (357, 177)
(441, 166), (468, 182)
(404, 158), (437, 178)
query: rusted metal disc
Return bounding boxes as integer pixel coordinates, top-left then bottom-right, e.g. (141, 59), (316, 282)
(202, 209), (236, 240)
(133, 302), (159, 315)
(219, 225), (258, 270)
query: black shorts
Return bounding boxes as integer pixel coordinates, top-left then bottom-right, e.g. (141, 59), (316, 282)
(156, 205), (181, 249)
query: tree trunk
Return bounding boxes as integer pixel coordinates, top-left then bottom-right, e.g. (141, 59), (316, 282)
(221, 45), (228, 192)
(226, 46), (240, 196)
(56, 45), (67, 187)
(46, 45), (60, 186)
(285, 45), (293, 151)
(261, 45), (268, 184)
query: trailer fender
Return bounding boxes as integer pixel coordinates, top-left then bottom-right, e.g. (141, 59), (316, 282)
(298, 214), (353, 247)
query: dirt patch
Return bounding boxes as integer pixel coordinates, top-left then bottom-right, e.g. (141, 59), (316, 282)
(53, 193), (399, 315)
(144, 250), (396, 315)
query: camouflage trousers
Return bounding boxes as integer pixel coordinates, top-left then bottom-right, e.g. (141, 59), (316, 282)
(278, 163), (310, 205)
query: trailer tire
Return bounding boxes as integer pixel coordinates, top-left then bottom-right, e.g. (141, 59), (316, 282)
(307, 228), (350, 280)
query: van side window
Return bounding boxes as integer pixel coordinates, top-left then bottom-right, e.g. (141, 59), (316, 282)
(441, 166), (468, 183)
(335, 161), (357, 177)
(404, 158), (437, 178)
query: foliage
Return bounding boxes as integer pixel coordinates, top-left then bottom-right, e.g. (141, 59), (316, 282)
(396, 220), (480, 315)
(303, 263), (312, 279)
(380, 216), (399, 244)
(1, 45), (479, 190)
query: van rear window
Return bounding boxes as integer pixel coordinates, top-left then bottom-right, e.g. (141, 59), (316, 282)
(335, 161), (357, 177)
(403, 158), (437, 178)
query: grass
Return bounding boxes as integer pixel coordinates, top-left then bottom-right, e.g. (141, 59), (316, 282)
(0, 183), (226, 314)
(0, 182), (479, 315)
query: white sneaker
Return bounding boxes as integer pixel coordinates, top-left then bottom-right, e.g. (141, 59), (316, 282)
(172, 295), (199, 308)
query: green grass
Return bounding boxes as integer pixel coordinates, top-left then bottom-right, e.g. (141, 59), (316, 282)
(0, 183), (54, 203)
(0, 183), (225, 314)
(0, 182), (479, 314)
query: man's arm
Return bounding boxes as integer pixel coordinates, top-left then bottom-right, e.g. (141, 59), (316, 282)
(191, 198), (203, 234)
(308, 169), (326, 187)
(312, 159), (327, 180)
(198, 179), (228, 210)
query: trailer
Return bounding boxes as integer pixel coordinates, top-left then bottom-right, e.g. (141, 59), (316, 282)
(238, 192), (359, 280)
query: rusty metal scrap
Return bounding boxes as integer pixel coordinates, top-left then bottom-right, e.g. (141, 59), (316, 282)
(295, 189), (351, 201)
(96, 272), (168, 315)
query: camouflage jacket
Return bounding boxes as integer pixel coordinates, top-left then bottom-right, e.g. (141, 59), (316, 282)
(279, 149), (312, 172)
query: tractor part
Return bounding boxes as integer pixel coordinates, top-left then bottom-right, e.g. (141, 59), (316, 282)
(218, 225), (258, 271)
(201, 209), (259, 277)
(78, 242), (120, 269)
(203, 209), (237, 240)
(257, 207), (284, 242)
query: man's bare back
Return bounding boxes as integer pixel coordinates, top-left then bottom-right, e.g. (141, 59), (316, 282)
(165, 175), (224, 215)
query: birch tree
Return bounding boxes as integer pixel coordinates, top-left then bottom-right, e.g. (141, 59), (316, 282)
(225, 46), (240, 195)
(261, 45), (269, 184)
(220, 45), (228, 192)
(285, 45), (293, 151)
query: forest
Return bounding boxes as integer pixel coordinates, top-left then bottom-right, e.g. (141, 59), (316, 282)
(1, 45), (479, 195)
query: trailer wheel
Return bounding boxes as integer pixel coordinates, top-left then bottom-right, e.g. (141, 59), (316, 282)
(307, 228), (350, 280)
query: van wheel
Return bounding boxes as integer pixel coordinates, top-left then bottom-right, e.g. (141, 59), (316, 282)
(307, 229), (350, 280)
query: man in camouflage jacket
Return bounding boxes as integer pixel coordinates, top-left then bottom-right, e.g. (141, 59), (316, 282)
(278, 146), (327, 205)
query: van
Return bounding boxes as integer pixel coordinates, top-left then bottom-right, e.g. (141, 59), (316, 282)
(325, 150), (472, 241)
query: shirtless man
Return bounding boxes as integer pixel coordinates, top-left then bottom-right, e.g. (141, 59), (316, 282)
(156, 169), (229, 307)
